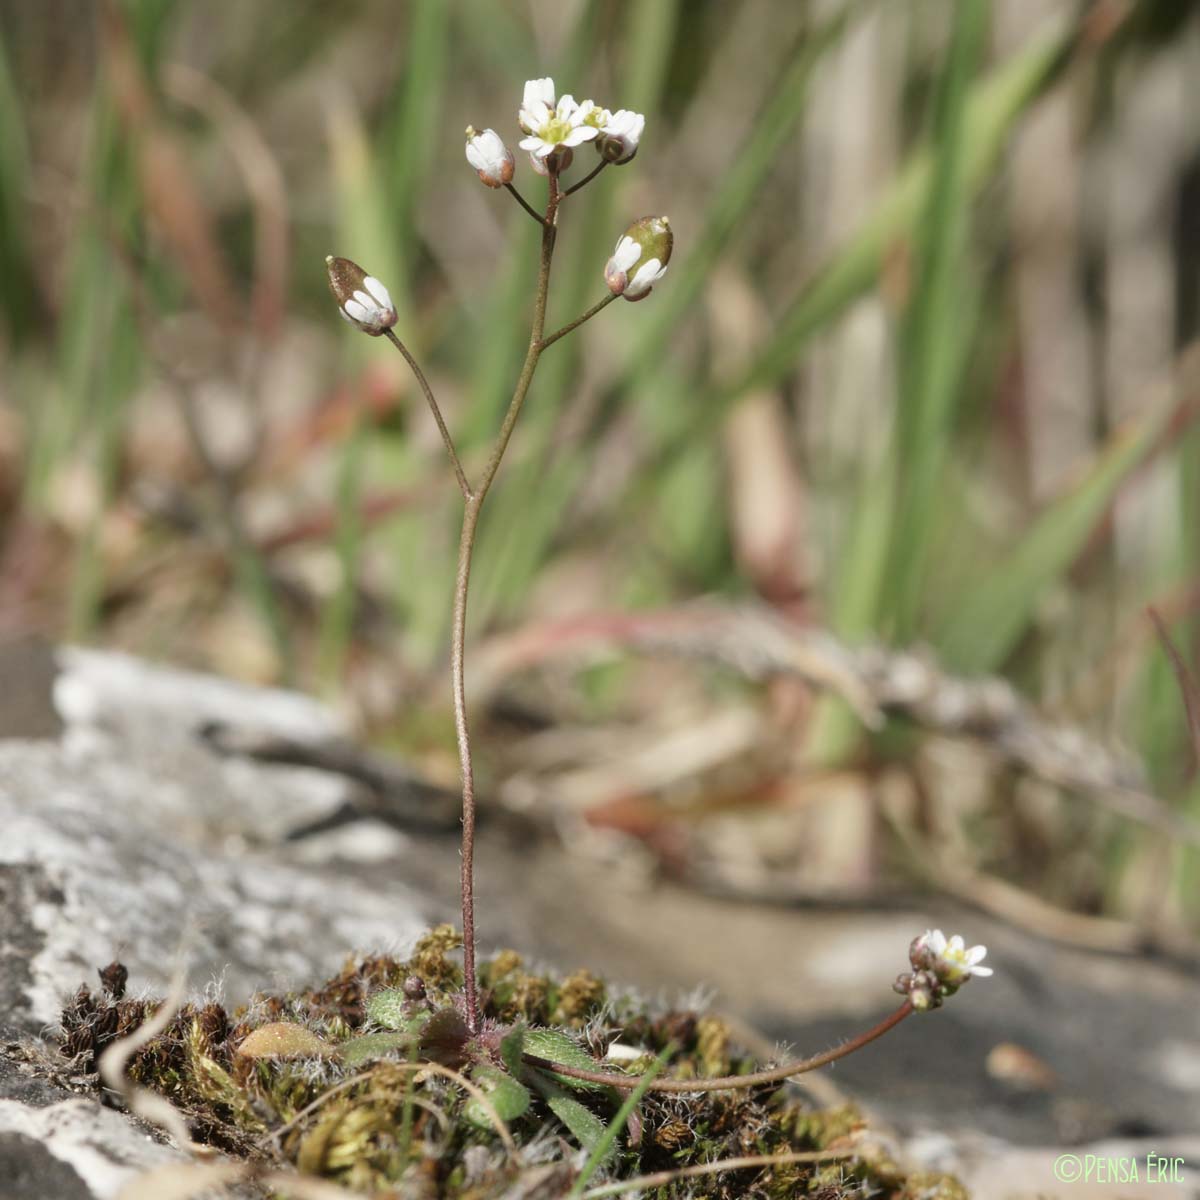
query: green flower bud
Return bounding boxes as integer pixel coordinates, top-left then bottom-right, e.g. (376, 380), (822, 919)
(604, 215), (672, 302)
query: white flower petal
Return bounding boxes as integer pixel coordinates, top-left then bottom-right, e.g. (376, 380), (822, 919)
(362, 276), (392, 310)
(524, 77), (555, 111)
(612, 237), (640, 271)
(627, 258), (663, 296)
(604, 1042), (646, 1063)
(970, 965), (994, 977)
(343, 298), (370, 323)
(928, 929), (948, 954)
(534, 141), (556, 159)
(563, 126), (597, 147)
(518, 135), (543, 153)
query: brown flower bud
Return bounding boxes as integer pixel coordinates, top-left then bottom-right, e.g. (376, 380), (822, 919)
(326, 255), (398, 336)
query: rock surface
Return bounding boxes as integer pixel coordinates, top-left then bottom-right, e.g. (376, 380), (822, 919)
(0, 642), (433, 1198)
(0, 642), (1198, 1198)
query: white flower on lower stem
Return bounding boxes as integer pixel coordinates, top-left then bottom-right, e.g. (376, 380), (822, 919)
(465, 126), (514, 187)
(596, 108), (644, 163)
(912, 929), (992, 985)
(325, 256), (397, 337)
(518, 92), (599, 160)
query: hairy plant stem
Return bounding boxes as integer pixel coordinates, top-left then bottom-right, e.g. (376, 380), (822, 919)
(455, 171), (562, 1033)
(383, 328), (472, 500)
(525, 1000), (914, 1092)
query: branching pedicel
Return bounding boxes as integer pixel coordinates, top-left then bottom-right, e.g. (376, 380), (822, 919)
(327, 76), (989, 1090)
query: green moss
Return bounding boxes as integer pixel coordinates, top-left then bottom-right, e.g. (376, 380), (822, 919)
(56, 937), (967, 1199)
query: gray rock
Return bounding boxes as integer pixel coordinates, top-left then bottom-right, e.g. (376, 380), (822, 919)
(0, 647), (440, 1197)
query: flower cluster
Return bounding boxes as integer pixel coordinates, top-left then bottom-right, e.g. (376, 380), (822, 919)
(893, 929), (992, 1011)
(461, 77), (669, 303)
(465, 76), (645, 180)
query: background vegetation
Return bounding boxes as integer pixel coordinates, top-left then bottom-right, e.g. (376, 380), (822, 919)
(2, 0), (1198, 941)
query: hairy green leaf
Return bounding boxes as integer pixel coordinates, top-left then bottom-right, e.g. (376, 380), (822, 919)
(463, 1064), (531, 1128)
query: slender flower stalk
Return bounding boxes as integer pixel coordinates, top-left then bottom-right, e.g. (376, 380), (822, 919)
(562, 160), (608, 198)
(539, 291), (617, 351)
(381, 329), (471, 501)
(504, 182), (546, 225)
(523, 1000), (914, 1093)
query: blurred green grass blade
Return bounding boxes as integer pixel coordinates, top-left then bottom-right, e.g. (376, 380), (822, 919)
(725, 13), (1070, 402)
(322, 86), (410, 680)
(620, 1), (869, 387)
(620, 0), (680, 114)
(66, 283), (139, 639)
(383, 0), (449, 259)
(463, 221), (540, 445)
(0, 29), (37, 341)
(25, 88), (128, 508)
(886, 0), (987, 640)
(317, 410), (368, 683)
(327, 97), (408, 332)
(937, 389), (1186, 674)
(566, 1047), (671, 1197)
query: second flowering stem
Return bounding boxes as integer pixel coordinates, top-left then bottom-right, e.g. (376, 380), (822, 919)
(524, 1000), (914, 1094)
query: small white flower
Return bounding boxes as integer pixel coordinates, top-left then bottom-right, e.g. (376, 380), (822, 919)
(518, 88), (600, 160)
(519, 77), (556, 130)
(914, 929), (992, 984)
(326, 256), (398, 337)
(596, 108), (645, 163)
(465, 126), (514, 188)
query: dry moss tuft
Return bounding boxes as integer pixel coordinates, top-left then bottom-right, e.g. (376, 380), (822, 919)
(57, 939), (965, 1198)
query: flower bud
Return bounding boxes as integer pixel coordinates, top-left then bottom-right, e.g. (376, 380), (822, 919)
(604, 215), (672, 302)
(465, 126), (514, 188)
(528, 145), (572, 176)
(894, 969), (942, 1012)
(595, 109), (644, 164)
(326, 256), (398, 336)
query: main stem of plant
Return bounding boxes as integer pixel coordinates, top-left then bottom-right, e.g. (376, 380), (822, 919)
(455, 171), (562, 1034)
